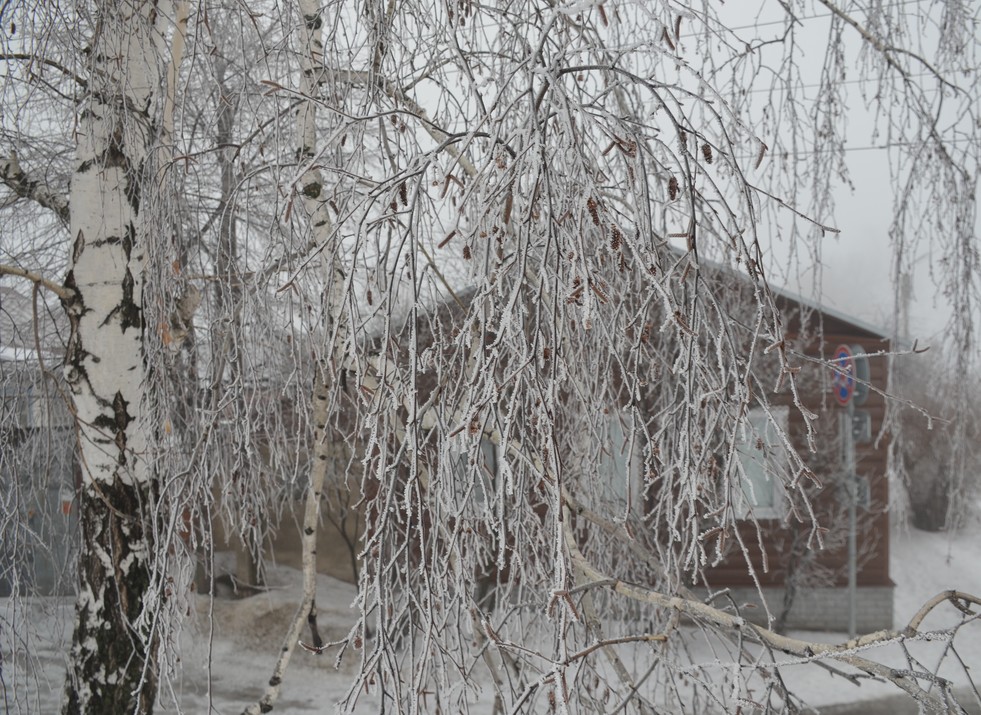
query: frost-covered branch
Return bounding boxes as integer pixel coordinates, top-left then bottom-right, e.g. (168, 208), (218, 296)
(813, 0), (958, 92)
(907, 591), (981, 632)
(0, 263), (72, 301)
(0, 151), (69, 225)
(0, 53), (88, 88)
(562, 503), (976, 713)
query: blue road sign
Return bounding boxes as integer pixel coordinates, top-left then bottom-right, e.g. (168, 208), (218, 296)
(832, 344), (855, 406)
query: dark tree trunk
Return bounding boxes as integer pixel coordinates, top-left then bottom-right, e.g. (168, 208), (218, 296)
(62, 481), (158, 714)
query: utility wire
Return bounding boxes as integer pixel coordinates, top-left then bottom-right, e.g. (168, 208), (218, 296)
(682, 0), (930, 38)
(731, 136), (978, 161)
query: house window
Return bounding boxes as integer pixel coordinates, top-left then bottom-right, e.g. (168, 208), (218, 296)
(597, 413), (639, 509)
(451, 437), (497, 506)
(735, 407), (788, 519)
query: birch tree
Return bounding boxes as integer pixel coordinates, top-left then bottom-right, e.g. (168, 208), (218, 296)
(1, 0), (980, 714)
(54, 2), (165, 711)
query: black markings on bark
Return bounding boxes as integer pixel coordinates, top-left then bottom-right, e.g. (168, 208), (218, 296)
(304, 11), (323, 30)
(62, 271), (81, 312)
(147, 3), (159, 46)
(91, 392), (131, 463)
(72, 231), (86, 263)
(64, 480), (158, 713)
(62, 271), (90, 386)
(307, 604), (324, 651)
(100, 264), (142, 332)
(122, 223), (135, 261)
(105, 138), (127, 168)
(92, 413), (116, 431)
(117, 267), (142, 331)
(124, 167), (141, 213)
(111, 391), (131, 432)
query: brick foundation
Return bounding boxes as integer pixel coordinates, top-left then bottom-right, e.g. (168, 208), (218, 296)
(694, 585), (895, 632)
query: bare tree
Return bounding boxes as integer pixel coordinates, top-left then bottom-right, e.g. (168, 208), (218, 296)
(1, 1), (980, 714)
(892, 354), (981, 531)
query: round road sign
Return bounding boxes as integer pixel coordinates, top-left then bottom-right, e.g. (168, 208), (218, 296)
(832, 344), (855, 406)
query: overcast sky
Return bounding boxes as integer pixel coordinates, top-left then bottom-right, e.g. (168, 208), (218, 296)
(714, 2), (973, 348)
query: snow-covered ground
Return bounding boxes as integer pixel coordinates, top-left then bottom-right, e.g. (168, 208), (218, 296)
(4, 518), (980, 713)
(781, 516), (981, 711)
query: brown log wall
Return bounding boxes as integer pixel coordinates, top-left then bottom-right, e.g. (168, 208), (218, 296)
(702, 329), (893, 591)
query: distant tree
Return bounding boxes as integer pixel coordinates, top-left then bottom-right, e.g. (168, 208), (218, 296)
(0, 1), (979, 714)
(892, 355), (981, 531)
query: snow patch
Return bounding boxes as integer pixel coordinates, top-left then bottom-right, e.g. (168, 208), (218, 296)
(7, 525), (981, 713)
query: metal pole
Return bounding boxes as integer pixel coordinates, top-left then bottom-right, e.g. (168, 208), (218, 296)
(845, 401), (857, 638)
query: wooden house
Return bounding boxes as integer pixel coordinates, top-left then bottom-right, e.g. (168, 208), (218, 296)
(256, 278), (893, 633)
(697, 291), (894, 632)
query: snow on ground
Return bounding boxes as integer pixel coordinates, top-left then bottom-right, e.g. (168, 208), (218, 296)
(2, 568), (379, 715)
(778, 513), (981, 711)
(158, 569), (374, 714)
(3, 519), (981, 713)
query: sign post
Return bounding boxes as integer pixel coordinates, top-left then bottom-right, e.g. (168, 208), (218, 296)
(842, 400), (857, 638)
(832, 344), (868, 638)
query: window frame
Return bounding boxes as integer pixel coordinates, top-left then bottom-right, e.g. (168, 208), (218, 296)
(596, 411), (643, 512)
(450, 435), (498, 508)
(734, 405), (789, 520)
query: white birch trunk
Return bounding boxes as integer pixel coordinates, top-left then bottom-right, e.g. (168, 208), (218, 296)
(61, 2), (164, 713)
(245, 2), (347, 711)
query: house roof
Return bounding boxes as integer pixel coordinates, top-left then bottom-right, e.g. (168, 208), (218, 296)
(770, 282), (890, 341)
(687, 249), (891, 341)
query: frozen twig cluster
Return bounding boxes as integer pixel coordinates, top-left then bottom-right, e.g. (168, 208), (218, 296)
(0, 0), (979, 713)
